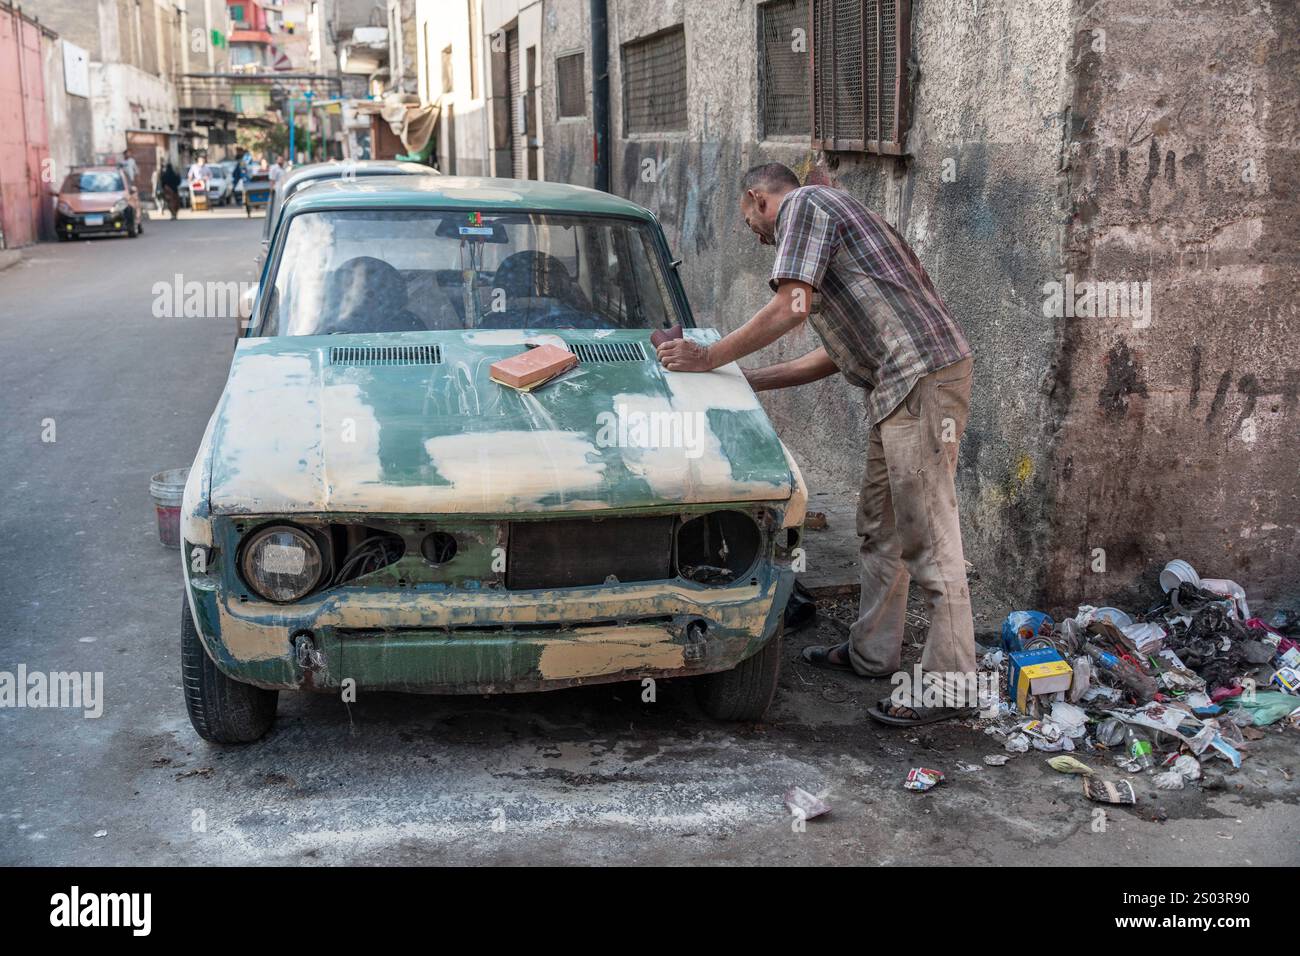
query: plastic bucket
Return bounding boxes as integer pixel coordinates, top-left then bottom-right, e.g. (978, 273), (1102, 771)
(150, 468), (189, 549)
(1159, 559), (1201, 594)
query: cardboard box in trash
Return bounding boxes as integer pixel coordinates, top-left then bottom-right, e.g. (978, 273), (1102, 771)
(1008, 648), (1073, 713)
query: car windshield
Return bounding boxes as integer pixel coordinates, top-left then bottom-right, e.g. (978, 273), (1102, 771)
(63, 171), (123, 193)
(259, 209), (681, 336)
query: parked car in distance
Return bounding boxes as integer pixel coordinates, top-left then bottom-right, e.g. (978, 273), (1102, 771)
(260, 159), (434, 249)
(181, 164), (232, 207)
(181, 175), (807, 743)
(209, 162), (235, 205)
(54, 166), (143, 239)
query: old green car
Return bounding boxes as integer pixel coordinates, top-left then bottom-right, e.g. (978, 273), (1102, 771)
(181, 176), (807, 743)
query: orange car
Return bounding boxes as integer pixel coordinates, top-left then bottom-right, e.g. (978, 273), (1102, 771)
(54, 166), (143, 240)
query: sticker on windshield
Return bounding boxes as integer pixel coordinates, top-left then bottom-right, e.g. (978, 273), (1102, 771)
(460, 211), (491, 236)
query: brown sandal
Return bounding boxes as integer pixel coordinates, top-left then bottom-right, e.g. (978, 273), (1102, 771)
(869, 698), (976, 727)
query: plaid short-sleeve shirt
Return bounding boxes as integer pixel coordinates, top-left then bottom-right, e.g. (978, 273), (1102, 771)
(769, 185), (972, 425)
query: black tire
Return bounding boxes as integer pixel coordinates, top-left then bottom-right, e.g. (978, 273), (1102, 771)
(181, 594), (278, 743)
(696, 623), (783, 721)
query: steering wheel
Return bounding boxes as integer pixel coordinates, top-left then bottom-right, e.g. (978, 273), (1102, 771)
(524, 303), (601, 329)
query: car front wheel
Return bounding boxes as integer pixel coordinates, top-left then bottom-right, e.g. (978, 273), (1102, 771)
(181, 594), (278, 743)
(696, 622), (782, 721)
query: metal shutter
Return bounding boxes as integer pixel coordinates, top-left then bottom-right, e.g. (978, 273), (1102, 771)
(621, 27), (688, 134)
(759, 0), (811, 136)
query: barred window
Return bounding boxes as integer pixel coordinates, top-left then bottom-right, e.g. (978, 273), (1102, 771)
(811, 0), (911, 154)
(621, 26), (687, 134)
(759, 0), (811, 137)
(556, 51), (586, 118)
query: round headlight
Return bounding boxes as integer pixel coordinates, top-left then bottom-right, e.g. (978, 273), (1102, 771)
(112, 199), (128, 213)
(240, 525), (324, 603)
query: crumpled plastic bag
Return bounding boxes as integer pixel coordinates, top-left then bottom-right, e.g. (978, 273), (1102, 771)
(1153, 770), (1186, 790)
(1001, 610), (1054, 652)
(1047, 755), (1094, 775)
(1049, 701), (1089, 738)
(1223, 691), (1300, 726)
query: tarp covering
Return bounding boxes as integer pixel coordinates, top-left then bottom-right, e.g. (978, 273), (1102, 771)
(376, 94), (439, 154)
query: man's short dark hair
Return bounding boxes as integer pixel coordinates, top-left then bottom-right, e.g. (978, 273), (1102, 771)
(740, 162), (801, 194)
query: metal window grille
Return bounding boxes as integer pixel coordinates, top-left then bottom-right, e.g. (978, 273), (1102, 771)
(556, 51), (586, 118)
(759, 0), (811, 137)
(621, 27), (687, 134)
(811, 0), (911, 154)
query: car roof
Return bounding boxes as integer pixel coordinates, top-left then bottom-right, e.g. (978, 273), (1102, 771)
(280, 160), (433, 191)
(69, 166), (120, 174)
(281, 175), (658, 223)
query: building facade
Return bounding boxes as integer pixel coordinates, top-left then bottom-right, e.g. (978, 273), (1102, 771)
(412, 0), (1299, 612)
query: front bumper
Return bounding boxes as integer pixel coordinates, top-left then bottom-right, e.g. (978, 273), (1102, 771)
(187, 571), (794, 693)
(57, 211), (128, 235)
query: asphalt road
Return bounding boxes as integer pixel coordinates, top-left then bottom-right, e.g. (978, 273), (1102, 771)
(1, 211), (1296, 866)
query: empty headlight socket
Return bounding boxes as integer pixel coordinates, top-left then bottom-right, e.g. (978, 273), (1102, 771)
(674, 510), (762, 585)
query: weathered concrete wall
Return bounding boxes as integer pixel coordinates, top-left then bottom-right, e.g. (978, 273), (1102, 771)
(540, 0), (591, 186)
(27, 0), (178, 158)
(415, 0), (499, 176)
(542, 0), (1075, 605)
(1048, 0), (1300, 611)
(42, 34), (95, 216)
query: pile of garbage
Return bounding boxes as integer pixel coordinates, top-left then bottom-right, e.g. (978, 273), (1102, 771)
(978, 559), (1300, 805)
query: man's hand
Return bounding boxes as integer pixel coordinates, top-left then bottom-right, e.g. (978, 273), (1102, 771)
(656, 338), (714, 372)
(743, 346), (839, 392)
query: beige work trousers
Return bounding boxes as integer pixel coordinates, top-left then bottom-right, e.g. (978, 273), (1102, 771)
(848, 357), (976, 705)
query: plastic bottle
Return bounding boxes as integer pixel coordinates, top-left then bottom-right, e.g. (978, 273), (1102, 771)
(1124, 726), (1155, 769)
(1086, 643), (1158, 701)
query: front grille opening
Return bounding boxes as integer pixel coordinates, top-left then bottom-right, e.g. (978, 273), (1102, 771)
(329, 526), (406, 585)
(329, 344), (442, 367)
(571, 341), (648, 364)
(676, 511), (762, 585)
(506, 515), (674, 590)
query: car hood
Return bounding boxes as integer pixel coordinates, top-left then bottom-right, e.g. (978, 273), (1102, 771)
(204, 328), (797, 515)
